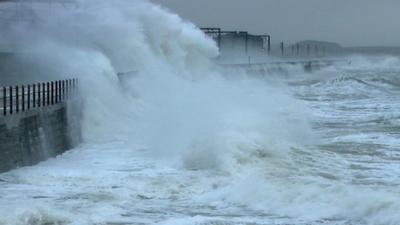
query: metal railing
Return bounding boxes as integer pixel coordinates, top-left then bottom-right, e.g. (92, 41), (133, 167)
(1, 78), (78, 116)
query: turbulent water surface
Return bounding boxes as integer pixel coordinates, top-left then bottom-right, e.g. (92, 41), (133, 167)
(1, 1), (400, 224)
(1, 58), (400, 225)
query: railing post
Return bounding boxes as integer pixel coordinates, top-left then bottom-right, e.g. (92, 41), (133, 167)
(21, 85), (25, 112)
(72, 79), (75, 95)
(46, 82), (50, 106)
(57, 80), (60, 102)
(58, 80), (62, 102)
(15, 86), (19, 113)
(3, 87), (6, 116)
(37, 83), (43, 108)
(58, 80), (60, 103)
(37, 83), (40, 107)
(39, 83), (42, 107)
(42, 83), (48, 106)
(62, 80), (65, 101)
(54, 81), (57, 104)
(66, 79), (69, 99)
(53, 81), (56, 104)
(59, 81), (62, 103)
(32, 84), (35, 108)
(54, 81), (58, 104)
(56, 80), (59, 103)
(9, 86), (13, 114)
(27, 85), (31, 110)
(51, 81), (54, 105)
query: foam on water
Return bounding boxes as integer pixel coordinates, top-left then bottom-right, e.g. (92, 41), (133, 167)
(1, 0), (400, 224)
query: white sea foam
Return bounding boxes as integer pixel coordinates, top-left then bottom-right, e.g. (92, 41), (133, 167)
(1, 1), (400, 225)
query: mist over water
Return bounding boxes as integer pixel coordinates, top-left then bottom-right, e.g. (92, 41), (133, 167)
(1, 1), (400, 225)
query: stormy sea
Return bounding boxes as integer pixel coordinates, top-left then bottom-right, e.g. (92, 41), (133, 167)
(1, 1), (400, 225)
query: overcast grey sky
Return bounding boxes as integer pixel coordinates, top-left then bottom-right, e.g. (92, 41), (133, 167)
(151, 0), (400, 47)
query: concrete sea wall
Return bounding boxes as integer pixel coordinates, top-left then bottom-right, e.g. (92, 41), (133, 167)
(0, 101), (80, 173)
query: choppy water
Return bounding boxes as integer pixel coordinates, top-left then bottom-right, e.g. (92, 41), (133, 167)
(2, 0), (400, 224)
(1, 58), (400, 225)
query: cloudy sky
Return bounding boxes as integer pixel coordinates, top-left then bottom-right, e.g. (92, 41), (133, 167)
(151, 0), (400, 47)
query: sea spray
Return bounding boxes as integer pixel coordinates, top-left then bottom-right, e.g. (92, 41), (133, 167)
(0, 0), (312, 165)
(3, 1), (399, 225)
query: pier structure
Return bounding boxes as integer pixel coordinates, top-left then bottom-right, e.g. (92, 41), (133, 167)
(201, 28), (272, 55)
(200, 27), (346, 73)
(200, 27), (344, 60)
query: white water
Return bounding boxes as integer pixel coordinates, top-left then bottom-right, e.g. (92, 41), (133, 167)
(1, 1), (400, 224)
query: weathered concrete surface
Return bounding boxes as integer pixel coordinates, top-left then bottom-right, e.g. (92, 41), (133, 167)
(0, 101), (81, 173)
